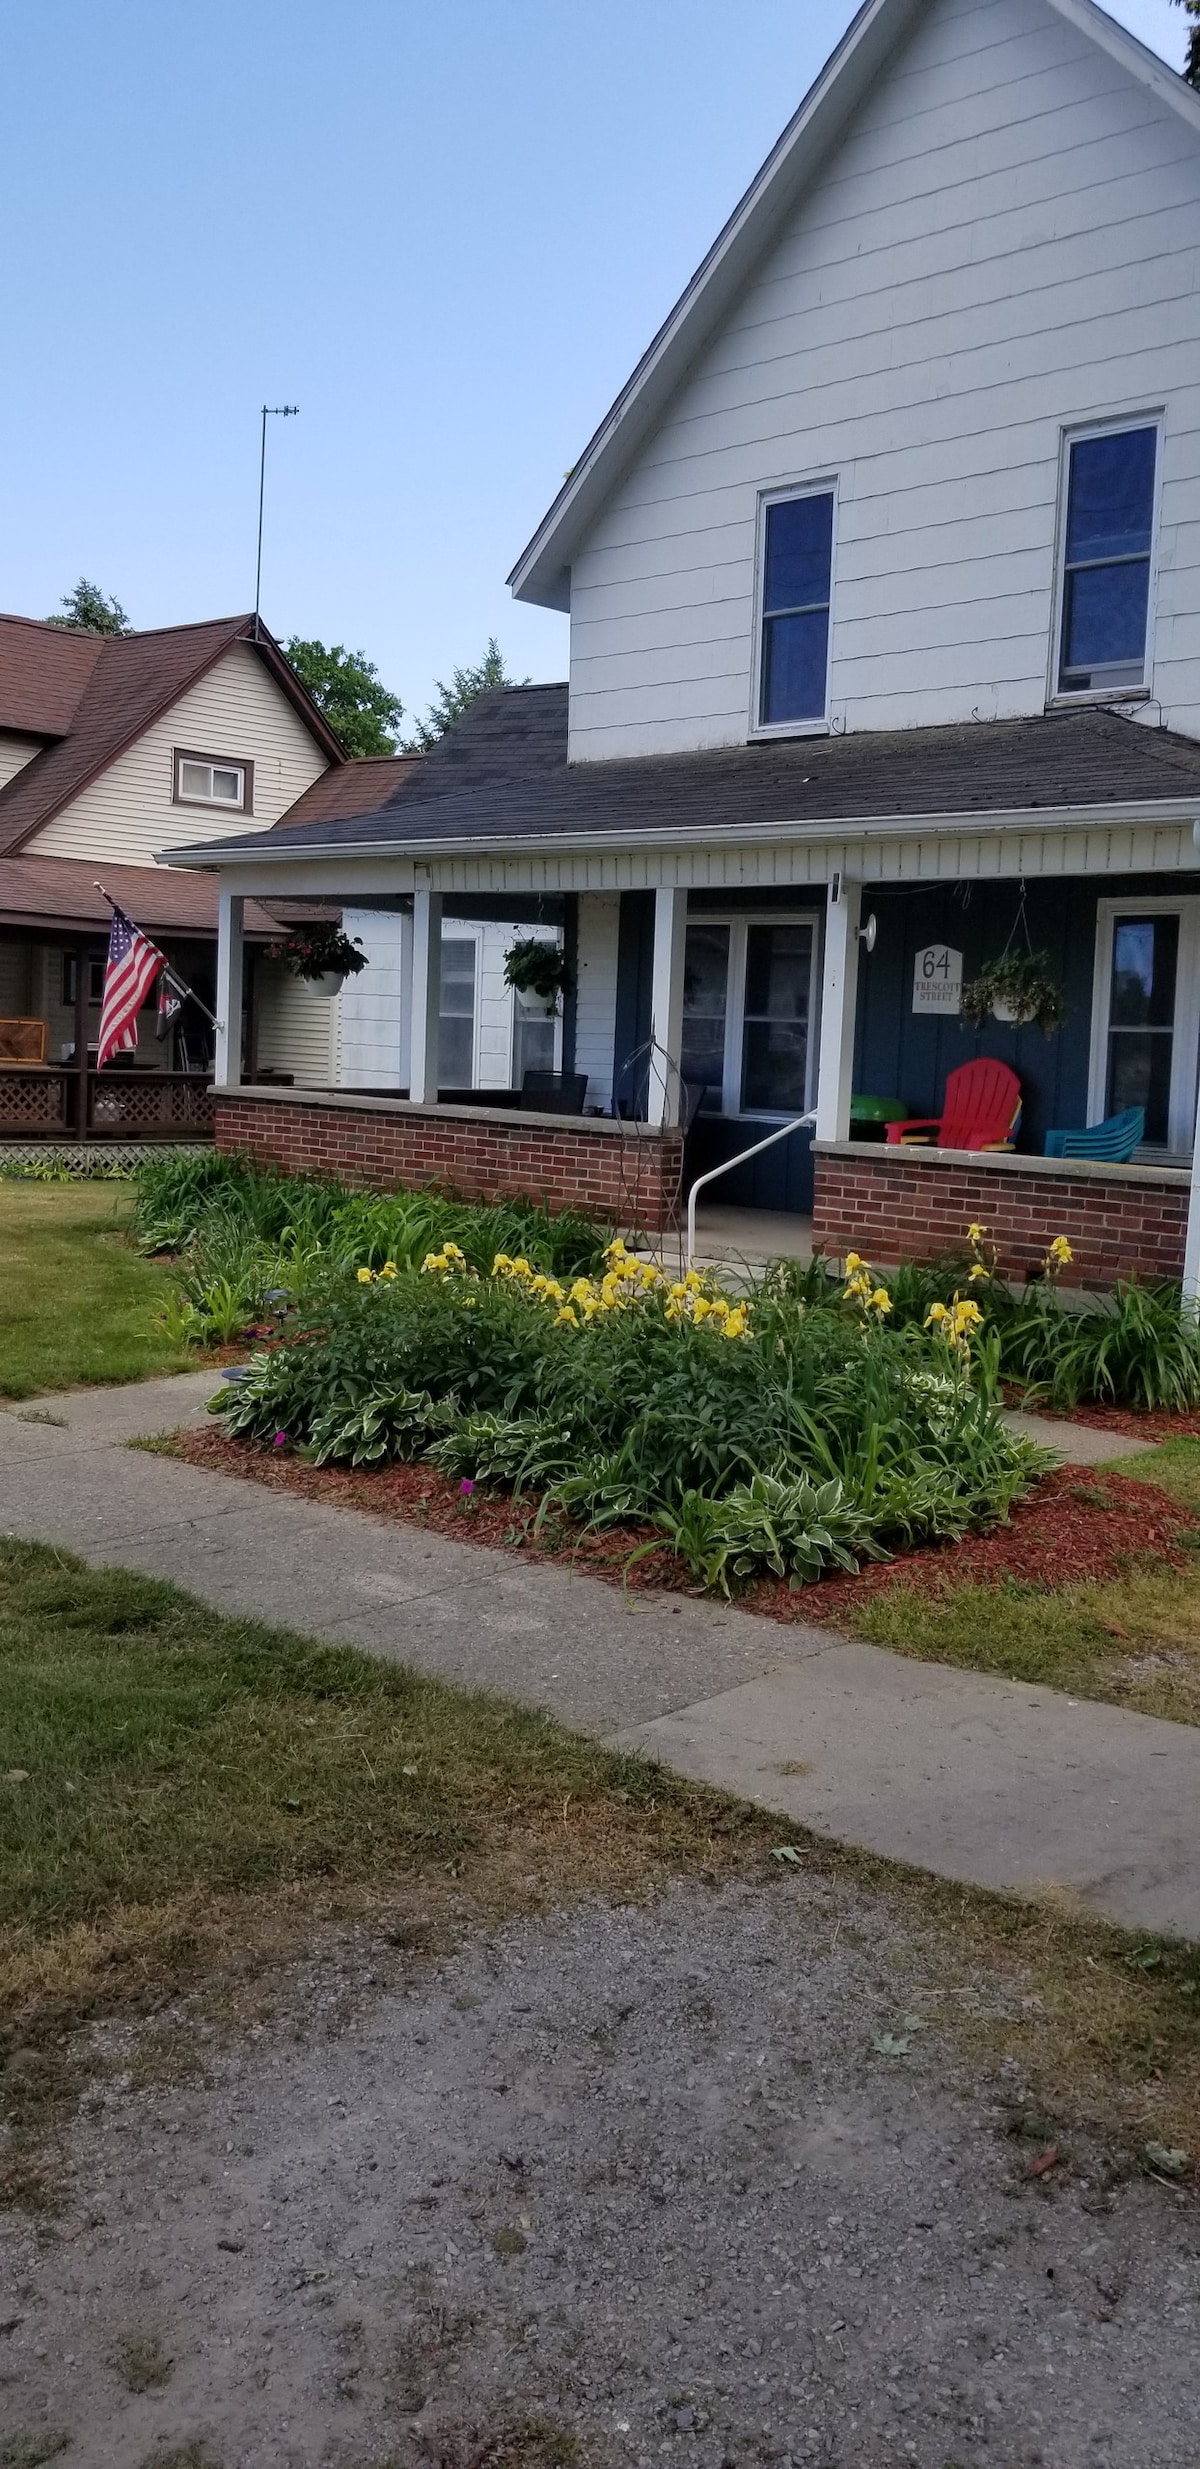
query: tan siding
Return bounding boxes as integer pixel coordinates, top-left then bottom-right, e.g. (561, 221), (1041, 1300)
(0, 736), (44, 792)
(32, 643), (329, 862)
(254, 962), (339, 1085)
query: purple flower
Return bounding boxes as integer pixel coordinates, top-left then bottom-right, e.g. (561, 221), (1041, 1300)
(274, 1431), (287, 1448)
(459, 1478), (475, 1497)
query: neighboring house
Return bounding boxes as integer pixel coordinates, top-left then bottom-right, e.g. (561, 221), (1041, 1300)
(0, 613), (344, 1139)
(168, 0), (1200, 1284)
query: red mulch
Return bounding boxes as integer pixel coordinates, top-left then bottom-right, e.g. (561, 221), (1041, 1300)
(170, 1429), (1198, 1629)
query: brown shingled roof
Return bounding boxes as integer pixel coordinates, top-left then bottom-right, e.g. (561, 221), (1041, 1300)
(0, 615), (106, 737)
(0, 853), (284, 939)
(274, 751), (423, 830)
(0, 614), (347, 858)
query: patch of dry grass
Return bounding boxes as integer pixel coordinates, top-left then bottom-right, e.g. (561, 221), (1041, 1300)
(1, 1539), (1198, 2200)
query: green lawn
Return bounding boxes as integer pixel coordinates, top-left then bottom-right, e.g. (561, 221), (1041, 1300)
(851, 1440), (1200, 1726)
(0, 1180), (191, 1398)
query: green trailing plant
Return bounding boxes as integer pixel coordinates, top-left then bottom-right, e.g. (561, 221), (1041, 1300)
(960, 949), (1065, 1036)
(502, 934), (571, 1008)
(265, 922), (367, 981)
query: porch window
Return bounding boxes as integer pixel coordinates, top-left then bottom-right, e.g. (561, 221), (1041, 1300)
(680, 924), (729, 1111)
(1091, 900), (1200, 1155)
(513, 1005), (557, 1083)
(1056, 423), (1158, 696)
(439, 937), (477, 1084)
(680, 913), (818, 1117)
(756, 487), (834, 728)
(1104, 915), (1178, 1146)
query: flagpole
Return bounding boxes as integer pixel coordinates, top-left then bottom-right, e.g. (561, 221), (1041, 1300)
(92, 882), (223, 1029)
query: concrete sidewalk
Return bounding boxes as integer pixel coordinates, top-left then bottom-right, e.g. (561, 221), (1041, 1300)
(2, 1371), (1198, 1938)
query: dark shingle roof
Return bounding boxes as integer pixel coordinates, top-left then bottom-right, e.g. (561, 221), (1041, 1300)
(275, 752), (423, 830)
(170, 683), (1200, 861)
(0, 615), (347, 856)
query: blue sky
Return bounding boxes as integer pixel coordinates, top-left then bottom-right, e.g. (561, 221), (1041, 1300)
(1, 0), (1186, 726)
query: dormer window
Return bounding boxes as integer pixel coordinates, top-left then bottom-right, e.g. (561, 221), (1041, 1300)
(755, 484), (835, 732)
(173, 749), (253, 811)
(1055, 421), (1159, 697)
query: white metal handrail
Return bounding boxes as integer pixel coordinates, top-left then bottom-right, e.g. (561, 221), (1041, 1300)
(685, 1109), (816, 1267)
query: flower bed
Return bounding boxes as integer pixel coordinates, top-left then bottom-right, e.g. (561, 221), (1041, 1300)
(209, 1235), (1044, 1596)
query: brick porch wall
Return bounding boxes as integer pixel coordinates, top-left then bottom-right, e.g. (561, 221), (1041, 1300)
(812, 1141), (1190, 1286)
(213, 1086), (683, 1229)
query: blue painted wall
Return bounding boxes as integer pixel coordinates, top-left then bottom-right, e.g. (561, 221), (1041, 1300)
(854, 871), (1200, 1150)
(607, 873), (1199, 1213)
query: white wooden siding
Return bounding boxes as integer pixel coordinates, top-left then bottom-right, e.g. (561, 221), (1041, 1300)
(254, 962), (339, 1085)
(567, 0), (1200, 756)
(32, 643), (330, 863)
(0, 736), (43, 792)
(573, 893), (621, 1109)
(335, 910), (556, 1092)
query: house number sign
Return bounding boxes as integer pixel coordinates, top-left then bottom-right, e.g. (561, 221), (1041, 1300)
(912, 945), (963, 1014)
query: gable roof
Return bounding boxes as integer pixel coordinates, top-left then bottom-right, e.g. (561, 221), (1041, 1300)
(275, 751), (423, 832)
(508, 0), (1200, 612)
(0, 614), (347, 858)
(0, 616), (107, 737)
(162, 682), (1200, 867)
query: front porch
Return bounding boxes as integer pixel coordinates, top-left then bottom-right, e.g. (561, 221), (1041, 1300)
(159, 692), (1200, 1291)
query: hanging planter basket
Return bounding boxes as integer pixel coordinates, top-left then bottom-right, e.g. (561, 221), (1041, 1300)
(961, 949), (1065, 1037)
(503, 934), (571, 1017)
(266, 924), (368, 990)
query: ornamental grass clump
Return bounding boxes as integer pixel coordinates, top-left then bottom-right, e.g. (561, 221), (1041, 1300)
(214, 1235), (1046, 1594)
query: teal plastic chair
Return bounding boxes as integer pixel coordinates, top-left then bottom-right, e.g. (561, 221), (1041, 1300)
(1044, 1106), (1144, 1162)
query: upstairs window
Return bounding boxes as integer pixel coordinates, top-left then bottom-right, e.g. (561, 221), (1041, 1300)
(174, 749), (251, 810)
(757, 487), (834, 729)
(1057, 423), (1158, 696)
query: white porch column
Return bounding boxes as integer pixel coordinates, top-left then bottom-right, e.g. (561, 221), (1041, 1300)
(408, 888), (443, 1104)
(214, 887), (244, 1088)
(814, 872), (862, 1142)
(1184, 1082), (1200, 1311)
(647, 887), (688, 1129)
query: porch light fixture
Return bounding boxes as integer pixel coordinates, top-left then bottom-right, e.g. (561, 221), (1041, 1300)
(858, 913), (877, 953)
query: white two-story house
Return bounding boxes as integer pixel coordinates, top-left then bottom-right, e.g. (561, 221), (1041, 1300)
(167, 0), (1200, 1285)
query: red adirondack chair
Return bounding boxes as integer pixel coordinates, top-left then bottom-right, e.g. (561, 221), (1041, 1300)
(885, 1058), (1021, 1151)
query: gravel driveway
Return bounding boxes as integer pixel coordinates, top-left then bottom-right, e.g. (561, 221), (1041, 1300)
(1, 1876), (1197, 2469)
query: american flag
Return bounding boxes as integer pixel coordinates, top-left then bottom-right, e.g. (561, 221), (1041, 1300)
(96, 903), (165, 1068)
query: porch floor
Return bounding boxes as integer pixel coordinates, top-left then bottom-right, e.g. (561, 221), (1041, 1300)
(637, 1204), (814, 1278)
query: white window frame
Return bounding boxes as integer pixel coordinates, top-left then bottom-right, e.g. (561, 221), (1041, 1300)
(174, 750), (249, 810)
(748, 478), (838, 740)
(508, 928), (565, 1086)
(683, 908), (823, 1121)
(438, 924), (481, 1086)
(1088, 895), (1200, 1159)
(1047, 412), (1163, 709)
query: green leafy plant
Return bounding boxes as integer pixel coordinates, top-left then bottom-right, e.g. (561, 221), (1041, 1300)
(960, 950), (1065, 1035)
(265, 923), (367, 981)
(502, 935), (571, 1008)
(1002, 1278), (1200, 1413)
